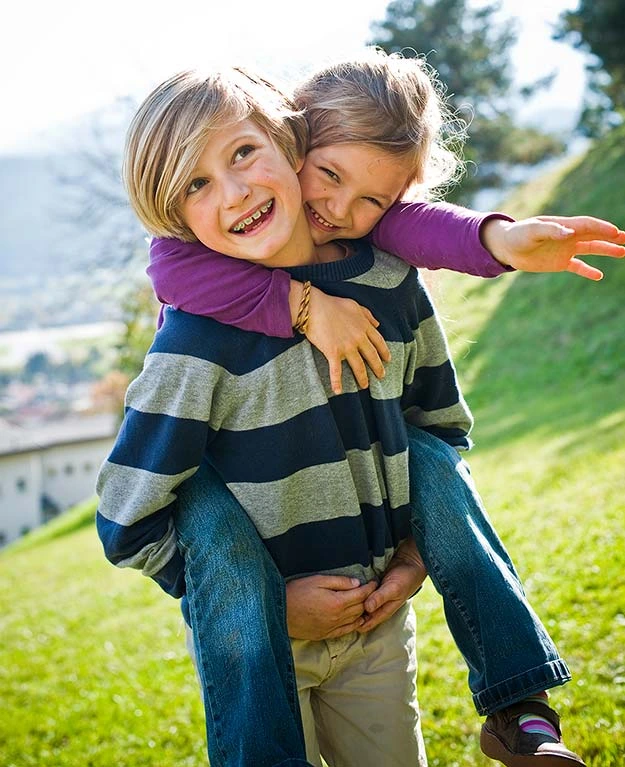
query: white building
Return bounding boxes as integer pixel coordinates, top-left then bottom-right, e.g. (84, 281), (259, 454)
(0, 414), (117, 546)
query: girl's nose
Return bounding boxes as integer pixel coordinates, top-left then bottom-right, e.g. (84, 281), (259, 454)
(326, 192), (351, 222)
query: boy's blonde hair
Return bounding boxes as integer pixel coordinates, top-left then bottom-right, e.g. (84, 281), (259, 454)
(123, 67), (309, 240)
(294, 48), (465, 200)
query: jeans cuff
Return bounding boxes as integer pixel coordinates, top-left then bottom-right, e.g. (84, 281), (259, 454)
(473, 658), (572, 715)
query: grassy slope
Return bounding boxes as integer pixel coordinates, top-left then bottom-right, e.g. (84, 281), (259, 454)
(2, 126), (625, 766)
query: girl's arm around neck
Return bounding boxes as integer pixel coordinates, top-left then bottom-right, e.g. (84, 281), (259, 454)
(370, 201), (514, 277)
(148, 237), (294, 337)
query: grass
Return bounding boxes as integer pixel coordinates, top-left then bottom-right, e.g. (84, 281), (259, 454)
(2, 126), (625, 765)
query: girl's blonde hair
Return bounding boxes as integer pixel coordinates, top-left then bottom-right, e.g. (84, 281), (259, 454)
(294, 47), (465, 200)
(123, 67), (309, 240)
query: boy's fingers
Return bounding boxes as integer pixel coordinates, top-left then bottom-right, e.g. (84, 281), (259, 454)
(327, 617), (367, 639)
(337, 581), (378, 608)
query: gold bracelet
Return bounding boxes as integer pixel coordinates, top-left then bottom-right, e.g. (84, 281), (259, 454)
(294, 280), (312, 335)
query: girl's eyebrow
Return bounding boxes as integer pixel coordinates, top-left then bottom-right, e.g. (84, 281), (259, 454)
(328, 157), (393, 205)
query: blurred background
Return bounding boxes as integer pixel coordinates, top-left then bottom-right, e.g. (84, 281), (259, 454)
(1, 1), (624, 765)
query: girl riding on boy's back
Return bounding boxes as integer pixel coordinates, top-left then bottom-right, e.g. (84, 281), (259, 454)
(97, 49), (623, 767)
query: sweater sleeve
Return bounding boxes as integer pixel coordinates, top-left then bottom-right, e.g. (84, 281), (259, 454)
(402, 276), (474, 452)
(371, 201), (515, 277)
(148, 237), (294, 337)
(95, 324), (215, 598)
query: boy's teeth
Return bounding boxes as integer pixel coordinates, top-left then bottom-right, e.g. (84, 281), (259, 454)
(233, 200), (273, 233)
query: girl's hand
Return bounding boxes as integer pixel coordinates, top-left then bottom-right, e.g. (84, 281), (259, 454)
(482, 215), (625, 281)
(286, 575), (378, 640)
(358, 538), (427, 634)
(305, 288), (391, 395)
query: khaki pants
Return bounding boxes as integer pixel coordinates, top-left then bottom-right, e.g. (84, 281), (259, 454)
(291, 602), (427, 767)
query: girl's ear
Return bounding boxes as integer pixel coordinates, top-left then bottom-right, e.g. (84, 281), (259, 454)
(294, 154), (306, 174)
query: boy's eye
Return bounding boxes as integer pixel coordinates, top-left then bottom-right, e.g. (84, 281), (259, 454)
(187, 178), (208, 195)
(321, 167), (339, 182)
(234, 144), (255, 162)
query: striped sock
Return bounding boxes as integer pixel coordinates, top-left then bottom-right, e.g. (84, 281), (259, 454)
(518, 694), (559, 742)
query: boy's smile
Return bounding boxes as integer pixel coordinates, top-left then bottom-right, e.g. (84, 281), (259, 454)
(180, 119), (312, 267)
(298, 143), (412, 245)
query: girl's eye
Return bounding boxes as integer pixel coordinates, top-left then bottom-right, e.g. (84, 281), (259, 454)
(364, 196), (384, 208)
(187, 178), (208, 195)
(234, 144), (255, 162)
(321, 167), (339, 182)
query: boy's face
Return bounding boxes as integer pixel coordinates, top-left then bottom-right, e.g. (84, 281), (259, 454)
(181, 119), (310, 267)
(298, 143), (412, 245)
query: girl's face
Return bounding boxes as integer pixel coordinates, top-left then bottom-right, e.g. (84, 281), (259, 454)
(298, 143), (413, 245)
(180, 119), (311, 268)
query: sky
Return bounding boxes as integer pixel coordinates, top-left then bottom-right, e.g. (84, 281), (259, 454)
(3, 0), (585, 154)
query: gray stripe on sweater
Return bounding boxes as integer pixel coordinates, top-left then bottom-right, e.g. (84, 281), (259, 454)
(96, 462), (197, 525)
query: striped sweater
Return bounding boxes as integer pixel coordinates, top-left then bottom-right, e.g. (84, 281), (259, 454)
(96, 241), (473, 598)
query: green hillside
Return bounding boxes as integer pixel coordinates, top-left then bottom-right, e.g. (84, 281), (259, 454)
(1, 127), (624, 766)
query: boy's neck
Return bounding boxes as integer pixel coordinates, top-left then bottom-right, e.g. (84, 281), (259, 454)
(264, 209), (347, 268)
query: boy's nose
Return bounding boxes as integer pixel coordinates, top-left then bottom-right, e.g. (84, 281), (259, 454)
(222, 177), (251, 208)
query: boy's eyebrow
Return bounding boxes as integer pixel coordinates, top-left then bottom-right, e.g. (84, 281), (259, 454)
(188, 132), (261, 177)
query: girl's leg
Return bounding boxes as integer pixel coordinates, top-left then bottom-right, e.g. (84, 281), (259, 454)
(174, 459), (312, 767)
(406, 424), (571, 716)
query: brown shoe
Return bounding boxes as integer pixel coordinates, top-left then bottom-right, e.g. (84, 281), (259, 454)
(480, 698), (586, 766)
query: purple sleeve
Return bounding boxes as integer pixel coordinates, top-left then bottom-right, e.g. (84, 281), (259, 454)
(147, 238), (294, 337)
(370, 201), (515, 277)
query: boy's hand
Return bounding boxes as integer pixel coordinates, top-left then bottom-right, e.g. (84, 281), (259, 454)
(286, 575), (378, 640)
(306, 289), (391, 395)
(358, 538), (427, 634)
(482, 215), (625, 281)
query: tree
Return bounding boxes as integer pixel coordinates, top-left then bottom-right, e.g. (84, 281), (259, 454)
(370, 0), (565, 201)
(554, 0), (625, 136)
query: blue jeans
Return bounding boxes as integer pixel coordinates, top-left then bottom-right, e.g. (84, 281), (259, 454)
(174, 425), (570, 765)
(174, 463), (312, 767)
(405, 426), (570, 714)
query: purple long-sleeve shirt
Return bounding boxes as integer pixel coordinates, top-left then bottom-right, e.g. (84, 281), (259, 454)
(148, 201), (513, 335)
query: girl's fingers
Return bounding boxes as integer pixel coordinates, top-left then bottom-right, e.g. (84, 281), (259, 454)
(367, 326), (391, 362)
(344, 351), (369, 390)
(566, 258), (603, 281)
(575, 240), (625, 257)
(328, 358), (344, 395)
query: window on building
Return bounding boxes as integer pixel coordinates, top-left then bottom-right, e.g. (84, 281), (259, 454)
(16, 477), (27, 493)
(47, 466), (58, 478)
(0, 532), (6, 547)
(83, 462), (93, 473)
(64, 464), (74, 476)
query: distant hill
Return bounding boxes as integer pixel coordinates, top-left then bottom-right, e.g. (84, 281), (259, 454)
(0, 154), (67, 280)
(0, 151), (147, 331)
